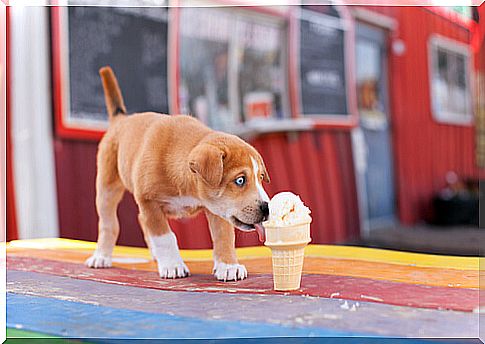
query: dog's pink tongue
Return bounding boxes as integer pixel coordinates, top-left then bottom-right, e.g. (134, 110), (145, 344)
(255, 224), (266, 243)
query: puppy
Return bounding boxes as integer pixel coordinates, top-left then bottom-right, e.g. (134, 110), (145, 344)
(85, 67), (270, 281)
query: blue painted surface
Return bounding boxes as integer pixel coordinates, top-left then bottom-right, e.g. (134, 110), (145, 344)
(7, 293), (367, 339)
(92, 340), (479, 344)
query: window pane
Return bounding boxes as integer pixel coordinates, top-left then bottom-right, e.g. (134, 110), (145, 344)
(356, 39), (386, 121)
(179, 8), (234, 130)
(450, 51), (468, 114)
(237, 17), (287, 120)
(432, 42), (470, 119)
(437, 49), (448, 79)
(456, 54), (466, 88)
(179, 8), (288, 129)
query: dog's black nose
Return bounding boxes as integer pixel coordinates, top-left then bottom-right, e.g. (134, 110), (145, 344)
(260, 201), (269, 220)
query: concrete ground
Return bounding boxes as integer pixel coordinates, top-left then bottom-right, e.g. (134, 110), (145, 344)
(352, 224), (484, 256)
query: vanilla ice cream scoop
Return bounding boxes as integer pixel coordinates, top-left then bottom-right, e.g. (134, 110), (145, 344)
(264, 192), (311, 227)
(263, 192), (312, 291)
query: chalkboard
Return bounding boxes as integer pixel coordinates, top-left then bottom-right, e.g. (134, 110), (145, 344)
(299, 7), (348, 116)
(67, 7), (169, 124)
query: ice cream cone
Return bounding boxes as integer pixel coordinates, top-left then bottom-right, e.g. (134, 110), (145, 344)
(264, 221), (311, 291)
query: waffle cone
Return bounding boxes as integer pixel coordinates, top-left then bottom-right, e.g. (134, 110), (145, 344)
(264, 221), (311, 291)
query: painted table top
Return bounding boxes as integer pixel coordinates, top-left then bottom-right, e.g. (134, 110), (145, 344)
(5, 238), (482, 341)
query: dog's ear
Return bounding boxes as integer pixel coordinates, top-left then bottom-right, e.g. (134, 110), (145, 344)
(256, 154), (270, 183)
(189, 144), (225, 187)
(261, 162), (270, 183)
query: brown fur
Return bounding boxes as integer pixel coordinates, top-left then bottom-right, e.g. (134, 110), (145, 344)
(88, 66), (270, 280)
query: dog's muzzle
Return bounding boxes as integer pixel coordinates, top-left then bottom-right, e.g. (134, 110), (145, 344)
(232, 201), (268, 242)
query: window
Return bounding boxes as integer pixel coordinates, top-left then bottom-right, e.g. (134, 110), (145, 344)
(355, 27), (388, 130)
(56, 7), (169, 139)
(179, 8), (231, 129)
(299, 6), (350, 117)
(236, 16), (287, 122)
(179, 8), (288, 132)
(429, 35), (473, 125)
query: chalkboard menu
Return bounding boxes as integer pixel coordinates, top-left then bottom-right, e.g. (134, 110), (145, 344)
(67, 7), (169, 124)
(299, 7), (348, 116)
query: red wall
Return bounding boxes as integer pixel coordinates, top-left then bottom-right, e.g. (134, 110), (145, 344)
(54, 130), (360, 249)
(52, 6), (481, 249)
(362, 7), (482, 224)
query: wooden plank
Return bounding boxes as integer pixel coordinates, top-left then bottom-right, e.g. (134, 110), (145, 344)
(389, 8), (407, 225)
(322, 133), (347, 243)
(7, 256), (479, 312)
(7, 293), (357, 338)
(318, 132), (339, 243)
(7, 248), (478, 289)
(298, 132), (331, 243)
(7, 238), (479, 270)
(8, 270), (478, 338)
(337, 133), (359, 240)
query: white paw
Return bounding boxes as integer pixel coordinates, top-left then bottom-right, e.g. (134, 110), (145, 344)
(85, 253), (112, 268)
(213, 261), (247, 281)
(157, 260), (190, 279)
(149, 233), (190, 279)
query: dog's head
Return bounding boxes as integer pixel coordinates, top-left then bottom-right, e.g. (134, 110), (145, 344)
(188, 134), (270, 232)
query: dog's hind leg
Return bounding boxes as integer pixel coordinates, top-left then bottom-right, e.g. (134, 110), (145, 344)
(137, 200), (190, 278)
(85, 138), (125, 268)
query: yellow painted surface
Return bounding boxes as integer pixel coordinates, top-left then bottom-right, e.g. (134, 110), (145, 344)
(7, 237), (479, 271)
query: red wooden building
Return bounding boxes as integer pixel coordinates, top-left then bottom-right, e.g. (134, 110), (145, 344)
(6, 3), (484, 248)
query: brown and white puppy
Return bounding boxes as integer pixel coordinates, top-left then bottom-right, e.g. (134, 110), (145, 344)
(85, 66), (270, 281)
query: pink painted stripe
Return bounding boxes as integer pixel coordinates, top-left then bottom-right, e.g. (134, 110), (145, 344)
(7, 256), (478, 312)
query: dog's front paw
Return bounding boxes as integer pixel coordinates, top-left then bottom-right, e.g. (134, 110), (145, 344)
(213, 261), (247, 281)
(85, 253), (112, 268)
(157, 261), (190, 279)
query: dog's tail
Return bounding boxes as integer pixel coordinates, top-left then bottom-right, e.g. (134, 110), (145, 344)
(99, 66), (127, 121)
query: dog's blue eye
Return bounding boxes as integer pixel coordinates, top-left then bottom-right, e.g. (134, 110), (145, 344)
(234, 176), (246, 187)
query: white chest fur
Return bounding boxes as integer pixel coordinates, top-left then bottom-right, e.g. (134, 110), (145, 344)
(163, 196), (202, 216)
